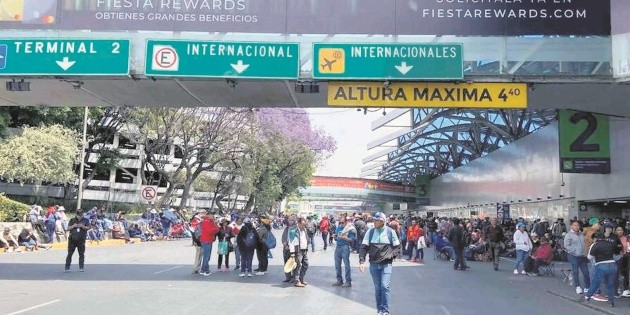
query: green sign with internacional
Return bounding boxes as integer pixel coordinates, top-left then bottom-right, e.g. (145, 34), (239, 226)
(312, 43), (463, 80)
(558, 109), (611, 174)
(0, 39), (129, 76)
(145, 40), (299, 79)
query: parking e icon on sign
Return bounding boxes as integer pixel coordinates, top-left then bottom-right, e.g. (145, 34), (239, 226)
(151, 45), (179, 71)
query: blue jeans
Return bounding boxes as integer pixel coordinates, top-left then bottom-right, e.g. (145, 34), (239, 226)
(586, 262), (618, 305)
(514, 250), (528, 271)
(369, 262), (392, 313)
(234, 246), (241, 268)
(240, 247), (255, 273)
(200, 242), (213, 273)
(335, 245), (351, 283)
(308, 234), (315, 251)
(321, 232), (328, 249)
(567, 254), (590, 289)
(442, 246), (456, 259)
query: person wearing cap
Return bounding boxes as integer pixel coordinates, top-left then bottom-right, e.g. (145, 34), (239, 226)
(584, 231), (618, 307)
(1, 227), (21, 253)
(564, 220), (591, 295)
(583, 218), (600, 257)
(288, 217), (310, 287)
(281, 215), (297, 283)
(65, 210), (90, 272)
(513, 222), (532, 275)
(359, 212), (401, 315)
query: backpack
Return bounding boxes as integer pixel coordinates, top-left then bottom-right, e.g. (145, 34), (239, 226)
(368, 227), (394, 246)
(367, 227), (399, 258)
(244, 229), (257, 248)
(266, 231), (277, 249)
(194, 224), (202, 240)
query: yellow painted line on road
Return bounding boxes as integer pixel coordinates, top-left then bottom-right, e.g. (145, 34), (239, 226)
(7, 299), (61, 315)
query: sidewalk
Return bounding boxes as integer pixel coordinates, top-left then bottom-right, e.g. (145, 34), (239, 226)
(499, 257), (630, 314)
(1, 238), (141, 254)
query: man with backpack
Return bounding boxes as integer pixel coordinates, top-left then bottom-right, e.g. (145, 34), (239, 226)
(237, 217), (259, 277)
(359, 212), (401, 315)
(306, 216), (317, 252)
(255, 216), (271, 276)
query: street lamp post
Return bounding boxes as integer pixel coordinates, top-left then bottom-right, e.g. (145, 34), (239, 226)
(77, 106), (89, 210)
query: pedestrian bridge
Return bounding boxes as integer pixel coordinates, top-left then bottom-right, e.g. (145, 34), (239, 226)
(298, 176), (417, 204)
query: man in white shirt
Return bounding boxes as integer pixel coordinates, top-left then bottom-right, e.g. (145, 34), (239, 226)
(289, 217), (310, 287)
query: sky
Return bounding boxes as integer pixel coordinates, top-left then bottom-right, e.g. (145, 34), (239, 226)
(307, 108), (383, 178)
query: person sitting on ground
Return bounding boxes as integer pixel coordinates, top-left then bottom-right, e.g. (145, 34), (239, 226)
(0, 227), (21, 252)
(169, 220), (185, 238)
(18, 226), (51, 251)
(128, 223), (147, 242)
(111, 222), (134, 244)
(527, 237), (554, 276)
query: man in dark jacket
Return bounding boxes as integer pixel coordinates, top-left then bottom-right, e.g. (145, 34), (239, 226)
(447, 218), (466, 271)
(65, 210), (90, 272)
(486, 217), (505, 271)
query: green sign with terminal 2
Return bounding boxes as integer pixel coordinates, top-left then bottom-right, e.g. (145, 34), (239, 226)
(0, 39), (130, 76)
(559, 109), (611, 174)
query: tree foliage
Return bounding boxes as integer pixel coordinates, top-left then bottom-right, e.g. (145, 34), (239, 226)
(123, 107), (248, 208)
(0, 125), (79, 183)
(238, 109), (335, 212)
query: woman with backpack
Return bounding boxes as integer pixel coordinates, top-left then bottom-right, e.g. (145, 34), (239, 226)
(237, 218), (259, 277)
(255, 216), (271, 275)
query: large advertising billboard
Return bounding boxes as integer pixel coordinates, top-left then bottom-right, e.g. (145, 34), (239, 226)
(0, 0), (611, 36)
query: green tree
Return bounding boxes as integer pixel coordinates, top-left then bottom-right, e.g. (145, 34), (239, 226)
(0, 125), (79, 183)
(124, 107), (248, 209)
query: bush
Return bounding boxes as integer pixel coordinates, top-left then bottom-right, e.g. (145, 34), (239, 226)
(0, 193), (30, 222)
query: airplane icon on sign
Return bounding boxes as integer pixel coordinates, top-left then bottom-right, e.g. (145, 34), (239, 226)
(321, 58), (337, 71)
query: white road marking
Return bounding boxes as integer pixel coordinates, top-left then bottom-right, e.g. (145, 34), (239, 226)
(440, 305), (452, 315)
(153, 265), (183, 275)
(7, 299), (61, 315)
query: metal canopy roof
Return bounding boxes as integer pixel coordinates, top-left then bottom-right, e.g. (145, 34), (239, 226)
(362, 109), (557, 183)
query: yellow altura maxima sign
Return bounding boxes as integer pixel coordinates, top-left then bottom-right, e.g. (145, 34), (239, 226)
(327, 82), (528, 108)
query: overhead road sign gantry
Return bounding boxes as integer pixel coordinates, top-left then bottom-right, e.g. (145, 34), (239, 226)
(327, 82), (527, 109)
(0, 39), (130, 76)
(313, 43), (463, 80)
(145, 40), (300, 79)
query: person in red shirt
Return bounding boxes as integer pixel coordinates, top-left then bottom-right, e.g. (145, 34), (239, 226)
(319, 217), (330, 251)
(199, 214), (220, 276)
(528, 237), (554, 276)
(406, 220), (424, 262)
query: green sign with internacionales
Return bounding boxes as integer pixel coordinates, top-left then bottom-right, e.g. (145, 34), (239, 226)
(559, 109), (611, 174)
(0, 39), (130, 75)
(145, 40), (299, 79)
(312, 43), (463, 80)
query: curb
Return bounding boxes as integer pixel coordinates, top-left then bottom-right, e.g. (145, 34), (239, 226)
(546, 290), (616, 315)
(1, 238), (142, 254)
